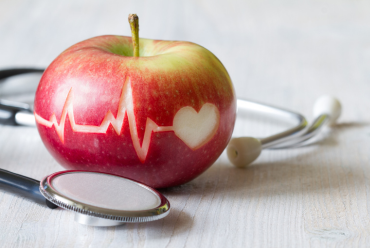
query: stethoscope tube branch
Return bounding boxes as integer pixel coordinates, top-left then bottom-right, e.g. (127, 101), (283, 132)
(271, 114), (329, 149)
(0, 68), (44, 80)
(0, 168), (58, 209)
(236, 99), (309, 149)
(0, 68), (44, 125)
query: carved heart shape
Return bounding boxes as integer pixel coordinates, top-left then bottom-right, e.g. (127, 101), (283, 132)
(173, 103), (220, 150)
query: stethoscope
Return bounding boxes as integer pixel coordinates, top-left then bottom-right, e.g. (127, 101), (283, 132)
(0, 68), (341, 226)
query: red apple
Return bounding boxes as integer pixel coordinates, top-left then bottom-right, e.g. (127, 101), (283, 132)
(34, 16), (236, 188)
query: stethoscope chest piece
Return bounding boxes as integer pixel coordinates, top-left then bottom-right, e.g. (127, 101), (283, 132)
(39, 170), (170, 226)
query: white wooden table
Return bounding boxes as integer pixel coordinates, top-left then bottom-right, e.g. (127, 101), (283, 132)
(0, 0), (369, 247)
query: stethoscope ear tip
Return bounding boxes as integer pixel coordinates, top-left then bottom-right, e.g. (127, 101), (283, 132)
(227, 137), (262, 168)
(313, 95), (342, 126)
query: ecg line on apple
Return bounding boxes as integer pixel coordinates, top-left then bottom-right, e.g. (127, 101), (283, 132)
(35, 77), (220, 162)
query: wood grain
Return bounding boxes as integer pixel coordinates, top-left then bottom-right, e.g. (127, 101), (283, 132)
(0, 0), (370, 247)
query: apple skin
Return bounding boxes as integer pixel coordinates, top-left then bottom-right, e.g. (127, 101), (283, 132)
(34, 35), (236, 188)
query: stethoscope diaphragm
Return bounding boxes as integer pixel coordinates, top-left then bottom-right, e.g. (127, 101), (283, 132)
(40, 170), (170, 226)
(0, 169), (170, 226)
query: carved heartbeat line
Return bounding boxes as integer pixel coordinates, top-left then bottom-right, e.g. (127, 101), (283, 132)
(35, 77), (220, 162)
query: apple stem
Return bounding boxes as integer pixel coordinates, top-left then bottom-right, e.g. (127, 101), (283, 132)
(128, 14), (140, 57)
